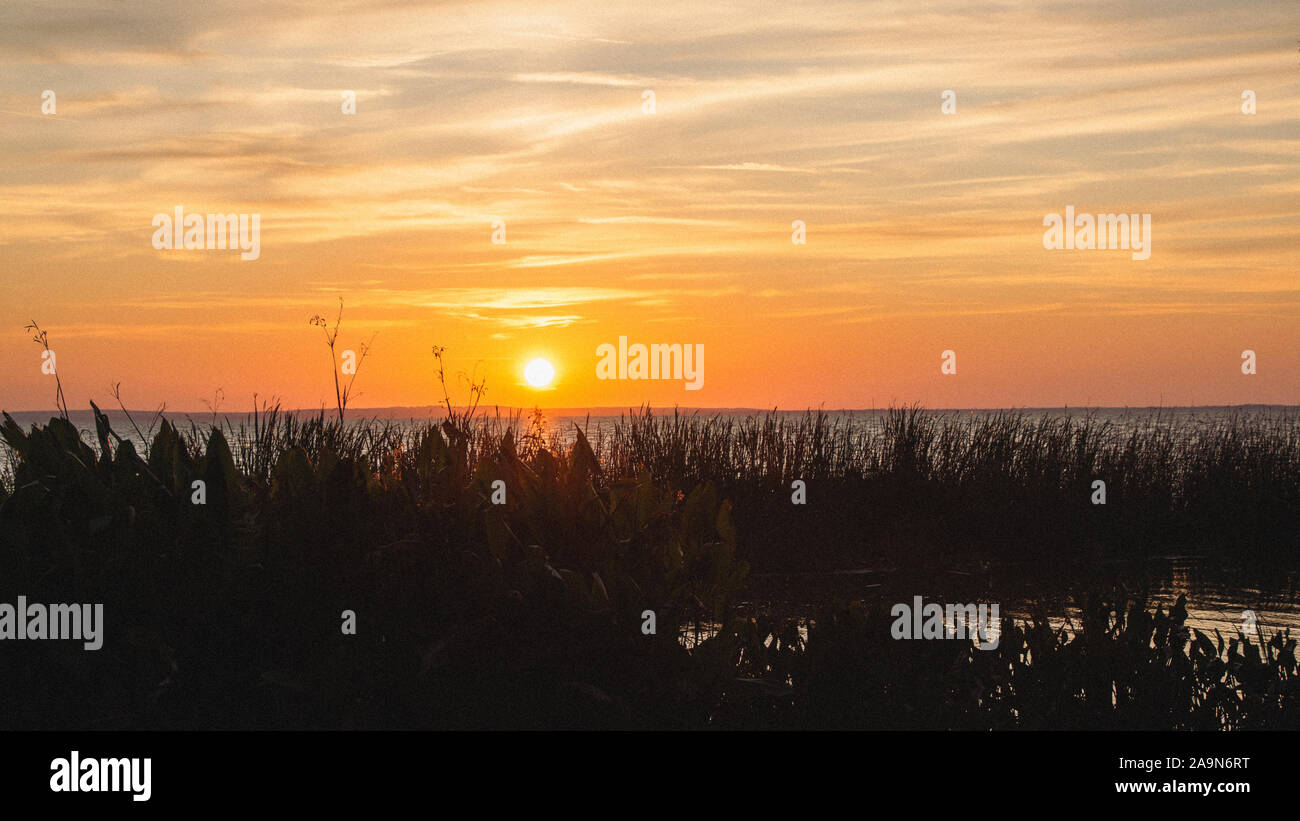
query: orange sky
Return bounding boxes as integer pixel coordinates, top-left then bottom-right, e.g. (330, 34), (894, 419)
(2, 0), (1297, 412)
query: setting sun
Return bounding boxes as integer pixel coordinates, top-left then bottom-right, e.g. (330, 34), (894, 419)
(523, 358), (555, 388)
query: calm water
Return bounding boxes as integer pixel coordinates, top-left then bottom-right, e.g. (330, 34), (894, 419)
(5, 404), (1298, 453)
(714, 558), (1300, 650)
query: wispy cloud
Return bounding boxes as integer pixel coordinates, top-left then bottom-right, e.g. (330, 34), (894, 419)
(2, 0), (1297, 410)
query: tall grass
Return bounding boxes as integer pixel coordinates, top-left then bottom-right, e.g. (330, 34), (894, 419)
(9, 403), (1298, 567)
(1, 402), (1297, 729)
(577, 405), (1300, 568)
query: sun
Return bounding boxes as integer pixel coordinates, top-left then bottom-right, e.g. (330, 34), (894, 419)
(524, 358), (555, 388)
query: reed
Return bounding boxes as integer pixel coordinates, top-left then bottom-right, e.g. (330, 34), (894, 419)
(0, 401), (1297, 729)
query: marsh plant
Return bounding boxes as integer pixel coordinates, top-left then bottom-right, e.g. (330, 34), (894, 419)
(24, 321), (68, 421)
(309, 298), (373, 423)
(430, 344), (487, 431)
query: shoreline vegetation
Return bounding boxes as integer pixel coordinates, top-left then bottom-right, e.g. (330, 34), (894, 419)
(1, 401), (1297, 729)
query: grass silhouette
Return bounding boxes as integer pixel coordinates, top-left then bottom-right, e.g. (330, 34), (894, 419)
(0, 400), (1296, 729)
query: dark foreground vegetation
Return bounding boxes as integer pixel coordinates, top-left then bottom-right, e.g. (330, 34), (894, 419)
(1, 405), (1297, 729)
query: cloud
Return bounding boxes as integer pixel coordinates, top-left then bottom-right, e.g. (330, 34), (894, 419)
(405, 286), (650, 310)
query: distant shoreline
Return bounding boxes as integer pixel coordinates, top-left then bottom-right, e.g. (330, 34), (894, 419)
(4, 403), (1299, 419)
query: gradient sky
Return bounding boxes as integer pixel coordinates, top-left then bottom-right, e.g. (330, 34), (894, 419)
(1, 0), (1297, 412)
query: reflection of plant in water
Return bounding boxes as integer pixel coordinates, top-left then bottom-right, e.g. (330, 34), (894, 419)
(782, 594), (1298, 730)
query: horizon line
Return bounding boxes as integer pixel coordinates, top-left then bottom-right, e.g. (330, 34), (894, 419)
(5, 402), (1299, 418)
